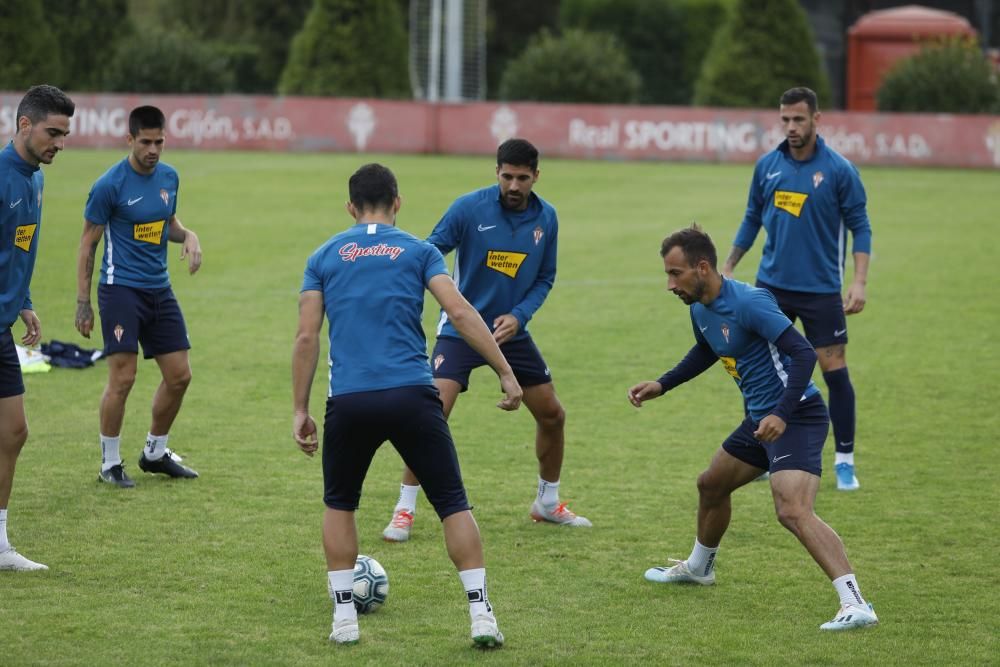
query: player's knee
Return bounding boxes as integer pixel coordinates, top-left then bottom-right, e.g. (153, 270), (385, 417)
(108, 372), (137, 396)
(0, 420), (28, 454)
(775, 504), (808, 535)
(535, 402), (565, 430)
(167, 368), (192, 393)
(696, 469), (724, 500)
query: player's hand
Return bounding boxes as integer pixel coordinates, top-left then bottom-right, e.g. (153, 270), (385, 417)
(627, 381), (663, 408)
(753, 414), (786, 443)
(293, 412), (318, 456)
(18, 309), (41, 347)
(491, 314), (520, 345)
(844, 281), (866, 315)
(75, 300), (94, 338)
(497, 373), (522, 411)
(180, 230), (202, 274)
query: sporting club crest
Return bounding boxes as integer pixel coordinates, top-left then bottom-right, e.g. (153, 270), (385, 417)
(533, 226), (544, 246)
(114, 324), (125, 342)
(160, 189), (169, 206)
(721, 323), (730, 344)
(812, 171), (824, 189)
(433, 354), (445, 371)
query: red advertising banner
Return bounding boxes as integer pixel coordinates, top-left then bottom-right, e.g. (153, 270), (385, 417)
(2, 92), (998, 169)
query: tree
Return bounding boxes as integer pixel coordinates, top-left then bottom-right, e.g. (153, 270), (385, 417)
(499, 29), (641, 104)
(485, 1), (561, 100)
(693, 0), (831, 108)
(43, 0), (132, 91)
(0, 0), (62, 90)
(279, 0), (410, 98)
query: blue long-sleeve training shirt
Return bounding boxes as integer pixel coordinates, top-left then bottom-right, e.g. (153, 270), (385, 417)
(733, 136), (872, 294)
(657, 279), (820, 423)
(429, 184), (558, 341)
(0, 143), (43, 329)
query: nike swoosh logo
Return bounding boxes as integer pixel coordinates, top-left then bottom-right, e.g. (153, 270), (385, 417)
(834, 328), (847, 337)
(772, 454), (792, 463)
(699, 326), (708, 333)
(477, 224), (496, 232)
(127, 197), (143, 206)
(766, 171), (781, 180)
(9, 198), (22, 208)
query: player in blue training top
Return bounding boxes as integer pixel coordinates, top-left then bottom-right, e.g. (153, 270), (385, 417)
(0, 85), (74, 573)
(722, 87), (872, 491)
(292, 163), (521, 647)
(382, 138), (590, 543)
(75, 106), (203, 488)
(628, 224), (877, 631)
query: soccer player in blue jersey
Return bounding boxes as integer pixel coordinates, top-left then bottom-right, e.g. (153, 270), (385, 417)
(628, 224), (877, 631)
(382, 138), (590, 542)
(0, 85), (74, 572)
(75, 106), (202, 488)
(722, 87), (872, 491)
(292, 163), (521, 646)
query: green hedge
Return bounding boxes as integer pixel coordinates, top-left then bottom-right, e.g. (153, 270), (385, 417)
(877, 37), (1000, 114)
(499, 29), (641, 104)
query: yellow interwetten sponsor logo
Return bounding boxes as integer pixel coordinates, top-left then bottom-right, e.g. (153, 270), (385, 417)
(720, 356), (741, 380)
(134, 220), (165, 244)
(14, 224), (37, 252)
(774, 191), (808, 217)
(486, 250), (527, 278)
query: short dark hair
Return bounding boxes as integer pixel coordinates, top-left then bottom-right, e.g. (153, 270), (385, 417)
(780, 87), (819, 113)
(349, 163), (398, 212)
(128, 106), (166, 136)
(16, 84), (75, 123)
(497, 138), (539, 171)
(660, 223), (718, 270)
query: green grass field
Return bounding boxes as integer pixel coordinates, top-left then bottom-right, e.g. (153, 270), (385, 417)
(2, 149), (998, 665)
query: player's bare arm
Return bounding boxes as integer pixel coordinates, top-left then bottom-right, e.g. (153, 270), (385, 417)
(167, 215), (202, 274)
(429, 274), (522, 411)
(844, 251), (869, 315)
(291, 290), (323, 456)
(721, 246), (746, 278)
(74, 220), (104, 337)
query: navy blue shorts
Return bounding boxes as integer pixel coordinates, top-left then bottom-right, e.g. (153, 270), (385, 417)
(722, 394), (830, 476)
(322, 385), (471, 519)
(430, 335), (551, 391)
(0, 329), (25, 398)
(98, 284), (190, 359)
(757, 281), (847, 349)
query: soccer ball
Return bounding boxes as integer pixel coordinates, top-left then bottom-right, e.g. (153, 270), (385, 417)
(353, 555), (389, 613)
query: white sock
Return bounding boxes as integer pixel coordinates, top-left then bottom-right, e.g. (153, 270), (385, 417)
(686, 539), (718, 577)
(394, 484), (420, 513)
(832, 573), (866, 607)
(100, 434), (122, 471)
(459, 567), (493, 618)
(835, 452), (855, 466)
(328, 569), (358, 622)
(144, 433), (168, 461)
(0, 508), (9, 551)
(537, 477), (560, 506)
